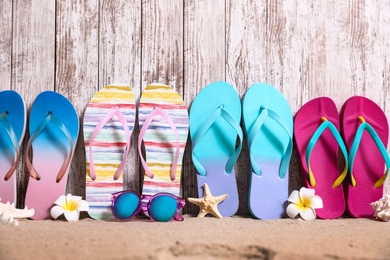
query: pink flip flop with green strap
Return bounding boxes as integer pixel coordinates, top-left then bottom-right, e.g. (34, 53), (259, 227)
(341, 96), (390, 218)
(294, 97), (348, 219)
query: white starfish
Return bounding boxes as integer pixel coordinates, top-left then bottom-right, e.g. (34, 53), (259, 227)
(0, 199), (35, 226)
(0, 213), (19, 226)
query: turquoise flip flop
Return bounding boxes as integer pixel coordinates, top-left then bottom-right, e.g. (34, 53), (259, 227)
(190, 81), (242, 217)
(0, 90), (26, 205)
(242, 83), (293, 219)
(25, 91), (79, 220)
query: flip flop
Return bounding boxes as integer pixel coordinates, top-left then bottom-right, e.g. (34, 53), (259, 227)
(190, 81), (242, 217)
(84, 84), (136, 220)
(242, 83), (293, 220)
(138, 83), (189, 197)
(24, 91), (79, 220)
(138, 84), (188, 197)
(294, 97), (348, 219)
(0, 90), (26, 205)
(341, 96), (390, 218)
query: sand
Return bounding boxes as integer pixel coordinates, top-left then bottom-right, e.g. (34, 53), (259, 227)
(1, 215), (389, 260)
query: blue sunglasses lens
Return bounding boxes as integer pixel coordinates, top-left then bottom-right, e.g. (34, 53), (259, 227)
(149, 195), (178, 222)
(114, 192), (140, 219)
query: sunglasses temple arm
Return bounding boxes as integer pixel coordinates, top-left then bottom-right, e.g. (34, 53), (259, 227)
(173, 198), (186, 221)
(173, 212), (184, 221)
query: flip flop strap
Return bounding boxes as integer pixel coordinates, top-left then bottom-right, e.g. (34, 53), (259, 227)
(0, 112), (20, 181)
(88, 107), (131, 181)
(138, 106), (180, 181)
(192, 106), (243, 176)
(248, 106), (292, 179)
(306, 117), (348, 188)
(25, 112), (74, 183)
(348, 116), (390, 188)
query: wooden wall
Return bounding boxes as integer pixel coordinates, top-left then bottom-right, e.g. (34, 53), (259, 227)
(1, 0), (389, 215)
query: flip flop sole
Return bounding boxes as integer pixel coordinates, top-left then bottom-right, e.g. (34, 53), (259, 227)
(190, 81), (241, 217)
(25, 91), (79, 220)
(139, 84), (188, 196)
(294, 97), (345, 219)
(242, 83), (293, 220)
(0, 90), (26, 205)
(84, 85), (136, 220)
(341, 96), (389, 218)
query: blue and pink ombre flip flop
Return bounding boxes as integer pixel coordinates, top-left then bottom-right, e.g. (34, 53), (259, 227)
(25, 91), (79, 220)
(0, 90), (26, 205)
(242, 83), (293, 220)
(190, 81), (242, 217)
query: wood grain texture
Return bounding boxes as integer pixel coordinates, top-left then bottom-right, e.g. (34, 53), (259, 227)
(11, 0), (55, 208)
(226, 0), (268, 215)
(141, 0), (183, 89)
(141, 0), (185, 198)
(55, 0), (99, 197)
(226, 0), (390, 212)
(98, 0), (142, 192)
(0, 0), (389, 214)
(0, 1), (12, 89)
(182, 0), (226, 214)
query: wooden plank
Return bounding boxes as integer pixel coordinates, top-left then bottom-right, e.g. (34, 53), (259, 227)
(346, 0), (390, 192)
(0, 1), (12, 90)
(141, 0), (183, 89)
(12, 0), (55, 103)
(12, 0), (55, 208)
(183, 0), (226, 214)
(55, 0), (99, 197)
(98, 0), (142, 191)
(141, 0), (185, 201)
(226, 0), (268, 215)
(3, 0), (390, 214)
(227, 0), (390, 210)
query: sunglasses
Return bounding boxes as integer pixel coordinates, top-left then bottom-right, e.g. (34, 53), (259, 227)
(111, 190), (186, 222)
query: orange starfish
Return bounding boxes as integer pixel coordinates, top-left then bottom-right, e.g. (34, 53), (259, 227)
(188, 183), (228, 219)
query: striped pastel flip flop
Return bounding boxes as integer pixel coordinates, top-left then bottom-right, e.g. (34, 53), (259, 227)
(138, 84), (189, 197)
(0, 90), (26, 205)
(84, 84), (136, 220)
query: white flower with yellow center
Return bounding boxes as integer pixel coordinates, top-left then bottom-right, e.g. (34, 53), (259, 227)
(286, 187), (323, 221)
(50, 194), (89, 221)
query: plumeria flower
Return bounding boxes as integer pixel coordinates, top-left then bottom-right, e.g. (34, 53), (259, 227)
(50, 194), (89, 221)
(286, 187), (323, 221)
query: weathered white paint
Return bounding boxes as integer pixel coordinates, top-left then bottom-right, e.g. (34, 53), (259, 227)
(11, 1), (56, 207)
(98, 0), (142, 192)
(55, 0), (99, 198)
(183, 0), (226, 214)
(0, 0), (388, 215)
(0, 2), (12, 89)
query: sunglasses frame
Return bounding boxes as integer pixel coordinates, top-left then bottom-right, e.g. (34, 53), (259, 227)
(111, 190), (186, 222)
